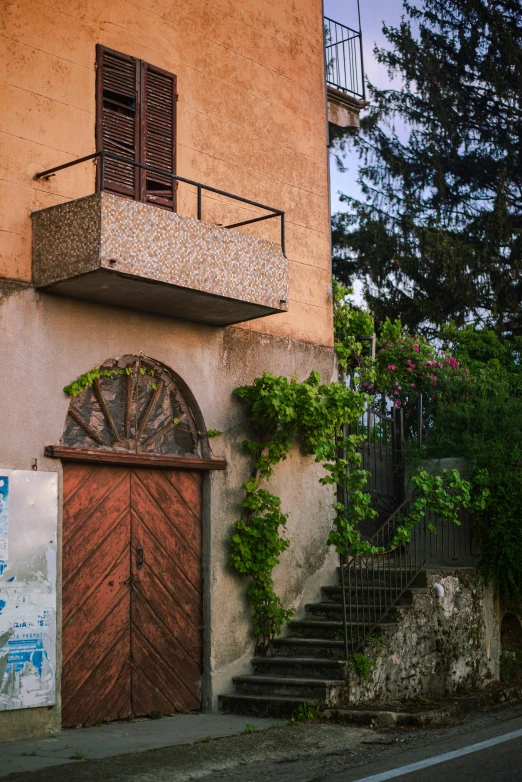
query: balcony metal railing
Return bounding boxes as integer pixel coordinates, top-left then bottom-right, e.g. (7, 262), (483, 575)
(35, 151), (286, 256)
(324, 12), (365, 100)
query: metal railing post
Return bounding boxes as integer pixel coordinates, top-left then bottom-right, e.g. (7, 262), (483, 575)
(99, 151), (105, 192)
(418, 392), (423, 450)
(356, 0), (366, 100)
(197, 185), (202, 220)
(339, 553), (350, 662)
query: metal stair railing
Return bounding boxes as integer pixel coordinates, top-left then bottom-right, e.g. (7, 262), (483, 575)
(339, 497), (428, 661)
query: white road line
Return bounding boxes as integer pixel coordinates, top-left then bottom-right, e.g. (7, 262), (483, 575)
(350, 727), (522, 782)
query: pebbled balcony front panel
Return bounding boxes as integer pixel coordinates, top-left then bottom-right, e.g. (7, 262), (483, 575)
(32, 192), (288, 326)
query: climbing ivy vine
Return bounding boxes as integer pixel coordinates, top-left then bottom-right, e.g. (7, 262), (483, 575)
(387, 468), (489, 550)
(63, 367), (136, 397)
(230, 370), (380, 653)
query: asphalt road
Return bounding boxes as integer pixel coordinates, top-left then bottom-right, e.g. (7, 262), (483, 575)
(317, 715), (522, 782)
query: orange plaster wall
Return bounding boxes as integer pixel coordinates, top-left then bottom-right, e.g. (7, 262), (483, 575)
(0, 0), (332, 346)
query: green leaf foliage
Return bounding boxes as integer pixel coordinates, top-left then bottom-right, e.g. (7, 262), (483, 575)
(332, 279), (374, 373)
(63, 368), (128, 396)
(231, 370), (378, 652)
(425, 326), (522, 600)
(389, 468), (488, 550)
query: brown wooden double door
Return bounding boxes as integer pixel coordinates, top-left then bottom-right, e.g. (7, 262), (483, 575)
(61, 464), (202, 727)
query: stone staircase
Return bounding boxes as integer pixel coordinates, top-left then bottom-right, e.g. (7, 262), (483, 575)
(219, 565), (429, 717)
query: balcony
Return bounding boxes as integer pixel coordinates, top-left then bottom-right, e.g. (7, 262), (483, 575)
(324, 14), (368, 131)
(32, 153), (288, 327)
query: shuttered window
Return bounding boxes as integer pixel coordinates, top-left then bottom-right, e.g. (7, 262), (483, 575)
(96, 46), (177, 210)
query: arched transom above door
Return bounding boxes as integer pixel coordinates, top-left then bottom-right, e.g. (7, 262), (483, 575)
(62, 356), (204, 459)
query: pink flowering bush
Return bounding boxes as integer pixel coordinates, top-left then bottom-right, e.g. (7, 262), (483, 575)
(359, 318), (469, 410)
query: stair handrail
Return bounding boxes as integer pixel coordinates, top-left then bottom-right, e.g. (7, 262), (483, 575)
(340, 494), (428, 661)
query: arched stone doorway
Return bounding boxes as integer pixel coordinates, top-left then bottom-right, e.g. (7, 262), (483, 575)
(57, 356), (216, 727)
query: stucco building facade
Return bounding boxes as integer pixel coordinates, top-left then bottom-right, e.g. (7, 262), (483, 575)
(0, 0), (366, 739)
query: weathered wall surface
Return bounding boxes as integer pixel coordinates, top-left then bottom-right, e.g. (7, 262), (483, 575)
(344, 569), (500, 704)
(0, 0), (331, 346)
(0, 289), (336, 740)
(0, 0), (334, 740)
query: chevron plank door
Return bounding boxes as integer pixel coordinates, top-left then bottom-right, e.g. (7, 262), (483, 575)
(61, 463), (202, 727)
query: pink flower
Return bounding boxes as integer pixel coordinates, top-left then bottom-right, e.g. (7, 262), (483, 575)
(393, 390), (399, 396)
(387, 365), (396, 370)
(410, 383), (416, 388)
(414, 344), (420, 352)
(395, 400), (402, 406)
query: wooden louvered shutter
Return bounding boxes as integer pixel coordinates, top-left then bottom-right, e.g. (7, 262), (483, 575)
(141, 64), (177, 210)
(96, 46), (139, 199)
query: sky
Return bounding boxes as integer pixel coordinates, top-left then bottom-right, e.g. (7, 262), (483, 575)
(323, 0), (406, 211)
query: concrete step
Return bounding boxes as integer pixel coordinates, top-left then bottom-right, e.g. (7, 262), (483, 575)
(286, 618), (396, 640)
(336, 568), (428, 588)
(219, 693), (317, 718)
(305, 602), (401, 621)
(321, 585), (428, 603)
(271, 636), (348, 658)
(252, 656), (348, 680)
(232, 675), (344, 699)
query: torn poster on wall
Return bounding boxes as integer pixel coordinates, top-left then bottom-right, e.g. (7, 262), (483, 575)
(0, 470), (58, 711)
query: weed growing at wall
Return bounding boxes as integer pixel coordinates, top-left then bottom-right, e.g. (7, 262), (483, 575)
(349, 652), (374, 680)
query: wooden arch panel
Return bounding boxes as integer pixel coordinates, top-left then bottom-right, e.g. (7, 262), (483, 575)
(62, 356), (203, 459)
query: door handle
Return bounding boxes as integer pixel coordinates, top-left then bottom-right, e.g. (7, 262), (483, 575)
(136, 543), (144, 570)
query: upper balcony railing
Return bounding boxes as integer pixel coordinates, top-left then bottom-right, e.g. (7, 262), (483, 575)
(324, 14), (365, 101)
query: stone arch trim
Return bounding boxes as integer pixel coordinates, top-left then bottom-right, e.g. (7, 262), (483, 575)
(60, 354), (212, 461)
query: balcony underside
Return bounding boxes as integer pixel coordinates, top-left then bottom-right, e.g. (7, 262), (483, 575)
(32, 192), (288, 327)
(327, 86), (368, 131)
(40, 268), (282, 326)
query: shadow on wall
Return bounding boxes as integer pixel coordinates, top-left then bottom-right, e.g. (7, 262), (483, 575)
(500, 613), (522, 683)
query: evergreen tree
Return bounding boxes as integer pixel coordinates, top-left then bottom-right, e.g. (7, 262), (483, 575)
(332, 0), (522, 336)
